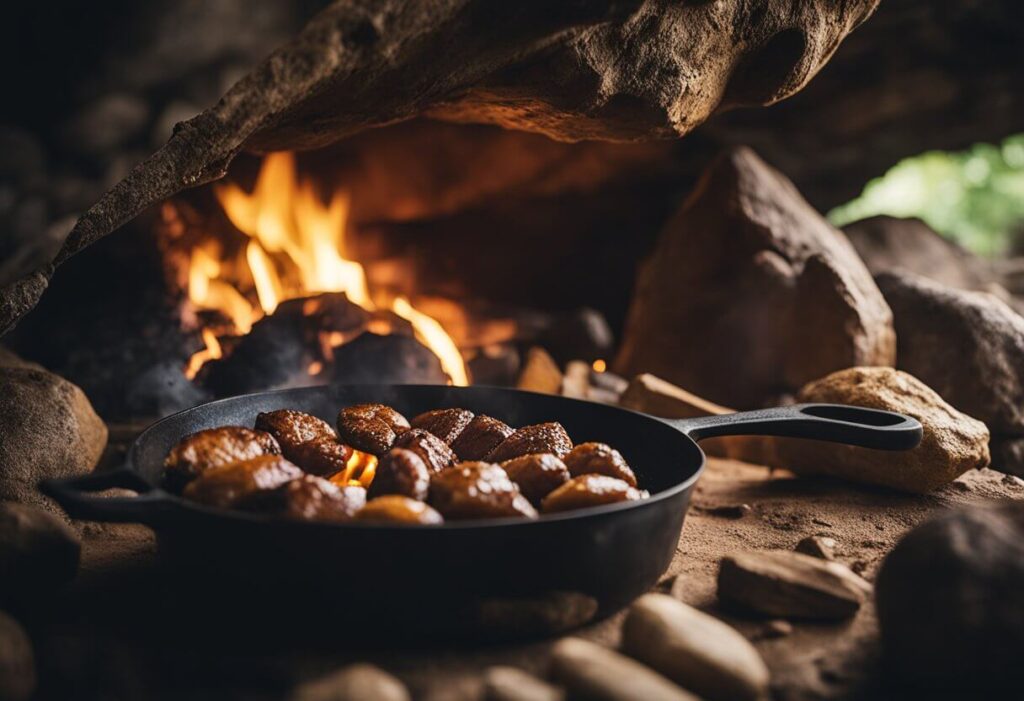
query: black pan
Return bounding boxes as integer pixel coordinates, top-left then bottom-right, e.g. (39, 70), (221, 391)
(43, 384), (920, 638)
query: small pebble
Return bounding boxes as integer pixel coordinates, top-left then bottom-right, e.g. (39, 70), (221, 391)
(794, 535), (836, 561)
(763, 619), (794, 638)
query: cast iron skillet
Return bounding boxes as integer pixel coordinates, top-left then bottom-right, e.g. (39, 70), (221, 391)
(43, 384), (921, 637)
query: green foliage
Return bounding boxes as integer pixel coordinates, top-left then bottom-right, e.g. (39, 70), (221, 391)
(828, 134), (1024, 256)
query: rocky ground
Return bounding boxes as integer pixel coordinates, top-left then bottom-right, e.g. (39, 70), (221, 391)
(14, 442), (1020, 701)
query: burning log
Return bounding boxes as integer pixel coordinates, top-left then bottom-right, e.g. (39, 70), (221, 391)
(0, 0), (879, 335)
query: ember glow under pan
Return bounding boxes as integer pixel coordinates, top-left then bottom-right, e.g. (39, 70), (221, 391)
(44, 385), (921, 638)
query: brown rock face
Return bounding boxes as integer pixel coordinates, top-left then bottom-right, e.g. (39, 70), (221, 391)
(616, 147), (895, 408)
(876, 271), (1024, 435)
(0, 0), (878, 336)
(0, 365), (107, 514)
(774, 367), (990, 493)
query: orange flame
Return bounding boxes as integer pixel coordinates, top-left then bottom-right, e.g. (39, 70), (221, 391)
(184, 152), (468, 384)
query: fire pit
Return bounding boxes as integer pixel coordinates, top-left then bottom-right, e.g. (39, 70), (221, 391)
(2, 1), (1024, 699)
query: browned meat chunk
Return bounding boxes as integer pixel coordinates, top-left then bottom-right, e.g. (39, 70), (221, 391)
(501, 453), (571, 506)
(563, 442), (637, 487)
(484, 422), (572, 463)
(410, 408), (475, 445)
(255, 409), (353, 475)
(355, 495), (444, 525)
(336, 403), (411, 455)
(182, 455), (302, 509)
(367, 448), (431, 501)
(164, 426), (280, 491)
(450, 415), (514, 461)
(541, 474), (645, 514)
(393, 428), (457, 474)
(429, 462), (538, 520)
(247, 475), (365, 522)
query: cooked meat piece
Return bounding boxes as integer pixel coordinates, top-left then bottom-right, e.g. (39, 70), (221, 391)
(410, 408), (475, 445)
(164, 426), (280, 491)
(563, 442), (637, 487)
(182, 455), (302, 509)
(245, 475), (365, 522)
(367, 448), (431, 501)
(484, 422), (573, 463)
(393, 428), (457, 474)
(450, 415), (514, 461)
(540, 474), (645, 514)
(336, 403), (411, 455)
(255, 408), (353, 475)
(429, 462), (538, 520)
(355, 495), (444, 525)
(501, 453), (571, 506)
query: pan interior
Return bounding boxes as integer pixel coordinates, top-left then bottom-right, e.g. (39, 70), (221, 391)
(131, 385), (703, 497)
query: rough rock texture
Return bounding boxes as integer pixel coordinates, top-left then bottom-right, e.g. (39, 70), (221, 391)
(876, 271), (1024, 435)
(875, 502), (1024, 694)
(616, 147), (895, 408)
(0, 361), (107, 513)
(0, 502), (81, 599)
(773, 367), (990, 494)
(0, 0), (879, 336)
(843, 216), (994, 291)
(991, 436), (1024, 479)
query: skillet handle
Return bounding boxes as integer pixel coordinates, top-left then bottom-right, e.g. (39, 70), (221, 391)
(40, 468), (176, 524)
(678, 403), (922, 451)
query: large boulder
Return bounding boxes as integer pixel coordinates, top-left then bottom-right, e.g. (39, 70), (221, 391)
(616, 147), (895, 408)
(876, 502), (1024, 693)
(843, 216), (993, 291)
(876, 271), (1024, 436)
(772, 367), (989, 493)
(0, 355), (107, 514)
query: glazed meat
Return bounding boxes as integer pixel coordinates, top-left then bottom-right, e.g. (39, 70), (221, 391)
(541, 474), (645, 514)
(355, 495), (444, 525)
(336, 403), (411, 455)
(484, 422), (573, 463)
(367, 448), (431, 501)
(182, 455), (303, 509)
(563, 442), (637, 487)
(393, 428), (457, 474)
(255, 409), (353, 475)
(429, 462), (538, 520)
(410, 408), (475, 445)
(164, 426), (280, 491)
(248, 475), (365, 522)
(450, 415), (514, 461)
(501, 453), (571, 506)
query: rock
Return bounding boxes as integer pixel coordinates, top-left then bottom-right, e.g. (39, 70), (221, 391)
(761, 619), (793, 639)
(990, 436), (1024, 478)
(549, 637), (702, 701)
(0, 611), (35, 701)
(289, 663), (410, 701)
(0, 502), (80, 597)
(516, 347), (563, 395)
(843, 216), (993, 291)
(772, 367), (990, 493)
(59, 93), (150, 158)
(0, 0), (878, 335)
(876, 270), (1024, 435)
(795, 535), (836, 560)
(717, 550), (871, 620)
(876, 502), (1024, 693)
(537, 308), (614, 366)
(616, 147), (895, 409)
(622, 593), (769, 701)
(484, 666), (564, 701)
(0, 364), (107, 514)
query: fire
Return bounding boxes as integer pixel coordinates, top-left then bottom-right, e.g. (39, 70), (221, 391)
(330, 450), (378, 488)
(183, 152), (468, 384)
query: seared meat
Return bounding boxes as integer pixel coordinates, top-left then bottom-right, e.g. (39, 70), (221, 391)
(182, 455), (302, 509)
(246, 474), (365, 522)
(429, 462), (537, 520)
(393, 428), (457, 474)
(563, 442), (637, 487)
(484, 422), (572, 463)
(501, 453), (571, 506)
(255, 409), (353, 475)
(450, 415), (513, 461)
(336, 403), (411, 455)
(367, 448), (431, 501)
(355, 495), (444, 525)
(541, 474), (645, 514)
(164, 426), (280, 491)
(410, 408), (475, 445)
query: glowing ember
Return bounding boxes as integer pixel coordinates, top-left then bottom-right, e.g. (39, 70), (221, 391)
(183, 152), (468, 384)
(592, 359), (607, 373)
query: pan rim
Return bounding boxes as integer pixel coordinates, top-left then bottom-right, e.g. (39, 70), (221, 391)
(127, 383), (705, 531)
